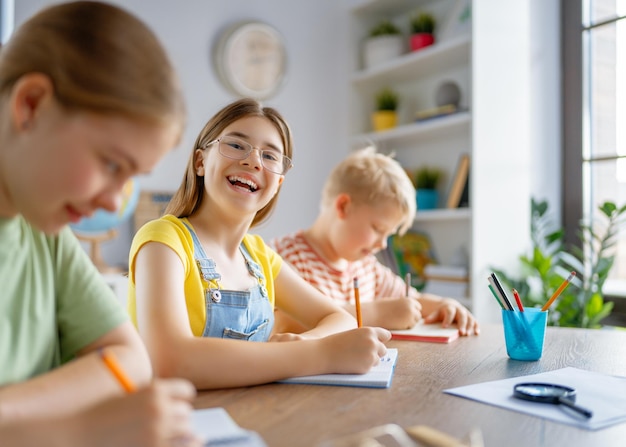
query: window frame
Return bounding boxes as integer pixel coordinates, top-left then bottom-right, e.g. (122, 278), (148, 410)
(562, 1), (626, 316)
(562, 1), (584, 249)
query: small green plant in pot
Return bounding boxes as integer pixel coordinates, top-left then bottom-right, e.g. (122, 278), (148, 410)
(492, 198), (626, 328)
(375, 87), (398, 111)
(363, 20), (404, 69)
(409, 12), (436, 51)
(371, 88), (399, 132)
(414, 166), (442, 210)
(370, 20), (401, 37)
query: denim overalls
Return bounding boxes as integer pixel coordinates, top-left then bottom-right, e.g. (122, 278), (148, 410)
(183, 222), (274, 341)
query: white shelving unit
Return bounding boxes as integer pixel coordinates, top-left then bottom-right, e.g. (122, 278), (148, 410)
(348, 0), (473, 305)
(347, 0), (534, 322)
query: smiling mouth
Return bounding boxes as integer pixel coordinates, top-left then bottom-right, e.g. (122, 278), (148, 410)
(228, 175), (258, 192)
(66, 206), (85, 223)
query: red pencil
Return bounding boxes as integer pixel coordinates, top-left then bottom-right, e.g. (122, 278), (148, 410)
(512, 288), (524, 312)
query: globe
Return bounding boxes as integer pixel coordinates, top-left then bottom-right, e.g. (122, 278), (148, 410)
(70, 178), (140, 234)
(70, 179), (140, 273)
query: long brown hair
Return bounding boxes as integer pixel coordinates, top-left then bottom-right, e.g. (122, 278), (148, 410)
(166, 98), (293, 228)
(0, 1), (185, 132)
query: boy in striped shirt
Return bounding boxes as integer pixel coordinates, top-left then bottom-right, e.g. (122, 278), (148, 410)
(271, 147), (479, 336)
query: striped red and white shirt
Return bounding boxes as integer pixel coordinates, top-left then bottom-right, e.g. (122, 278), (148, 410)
(271, 231), (418, 304)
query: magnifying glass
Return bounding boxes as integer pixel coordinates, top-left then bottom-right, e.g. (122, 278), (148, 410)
(513, 383), (593, 419)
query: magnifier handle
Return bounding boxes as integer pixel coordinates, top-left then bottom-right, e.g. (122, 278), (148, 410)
(558, 397), (593, 418)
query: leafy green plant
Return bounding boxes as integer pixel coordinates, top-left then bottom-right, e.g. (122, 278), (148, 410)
(410, 12), (436, 34)
(375, 87), (398, 111)
(492, 198), (626, 328)
(369, 20), (401, 37)
(414, 167), (442, 189)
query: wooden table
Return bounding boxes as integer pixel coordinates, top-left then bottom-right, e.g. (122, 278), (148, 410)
(194, 324), (626, 446)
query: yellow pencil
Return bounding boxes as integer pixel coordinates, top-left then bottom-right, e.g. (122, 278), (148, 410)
(99, 348), (136, 393)
(542, 271), (576, 311)
(353, 277), (362, 328)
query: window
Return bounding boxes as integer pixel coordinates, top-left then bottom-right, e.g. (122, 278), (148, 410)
(0, 0), (13, 43)
(563, 0), (626, 297)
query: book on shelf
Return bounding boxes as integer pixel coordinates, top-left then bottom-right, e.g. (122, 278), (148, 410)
(388, 231), (437, 289)
(277, 348), (398, 389)
(133, 190), (174, 231)
(376, 242), (400, 276)
(446, 154), (470, 208)
(391, 321), (460, 343)
(415, 104), (458, 122)
(414, 104), (460, 122)
(421, 264), (469, 301)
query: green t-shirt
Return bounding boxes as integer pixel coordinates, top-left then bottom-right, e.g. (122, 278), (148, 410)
(0, 216), (127, 384)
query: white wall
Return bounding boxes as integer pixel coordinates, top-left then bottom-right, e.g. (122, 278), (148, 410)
(529, 0), (561, 216)
(14, 0), (350, 268)
(470, 0), (560, 323)
(13, 1), (561, 282)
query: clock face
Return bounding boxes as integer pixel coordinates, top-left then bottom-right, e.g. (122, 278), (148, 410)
(215, 22), (287, 99)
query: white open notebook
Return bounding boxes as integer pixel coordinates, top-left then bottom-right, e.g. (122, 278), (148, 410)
(276, 348), (398, 389)
(192, 407), (266, 446)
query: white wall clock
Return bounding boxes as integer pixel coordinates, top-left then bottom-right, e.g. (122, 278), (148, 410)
(214, 21), (288, 100)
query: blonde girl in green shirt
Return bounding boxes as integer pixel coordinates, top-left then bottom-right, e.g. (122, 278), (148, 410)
(0, 2), (199, 446)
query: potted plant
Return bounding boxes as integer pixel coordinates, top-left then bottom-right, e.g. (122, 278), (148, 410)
(409, 12), (436, 52)
(371, 87), (398, 132)
(413, 166), (442, 210)
(492, 199), (626, 328)
(362, 19), (404, 69)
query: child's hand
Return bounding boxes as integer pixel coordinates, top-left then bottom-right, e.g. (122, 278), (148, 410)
(365, 298), (422, 329)
(268, 332), (307, 342)
(84, 378), (201, 447)
(422, 298), (480, 336)
(319, 327), (391, 374)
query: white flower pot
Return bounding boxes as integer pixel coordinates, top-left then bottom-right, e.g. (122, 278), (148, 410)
(362, 35), (404, 69)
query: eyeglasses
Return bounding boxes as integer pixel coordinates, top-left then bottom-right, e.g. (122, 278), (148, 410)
(206, 136), (293, 175)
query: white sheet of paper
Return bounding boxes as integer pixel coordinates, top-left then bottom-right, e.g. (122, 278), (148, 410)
(192, 407), (267, 446)
(444, 367), (626, 430)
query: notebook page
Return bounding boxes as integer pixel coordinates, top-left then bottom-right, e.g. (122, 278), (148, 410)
(277, 348), (398, 388)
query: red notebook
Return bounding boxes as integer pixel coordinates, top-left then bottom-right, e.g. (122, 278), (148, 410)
(391, 321), (460, 343)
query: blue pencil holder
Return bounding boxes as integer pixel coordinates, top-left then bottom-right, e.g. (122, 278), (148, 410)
(501, 308), (548, 361)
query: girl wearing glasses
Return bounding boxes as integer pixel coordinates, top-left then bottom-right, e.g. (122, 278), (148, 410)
(128, 98), (390, 389)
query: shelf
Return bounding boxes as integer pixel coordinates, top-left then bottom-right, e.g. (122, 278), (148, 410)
(414, 207), (471, 223)
(351, 34), (470, 88)
(354, 111), (470, 146)
(350, 0), (434, 18)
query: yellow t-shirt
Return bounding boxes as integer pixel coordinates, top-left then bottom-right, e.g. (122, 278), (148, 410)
(127, 214), (282, 336)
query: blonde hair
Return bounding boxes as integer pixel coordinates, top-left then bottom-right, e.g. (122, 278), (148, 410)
(166, 98), (293, 227)
(0, 1), (185, 133)
(322, 146), (416, 234)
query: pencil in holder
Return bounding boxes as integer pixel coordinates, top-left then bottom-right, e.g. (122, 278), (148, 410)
(501, 308), (547, 361)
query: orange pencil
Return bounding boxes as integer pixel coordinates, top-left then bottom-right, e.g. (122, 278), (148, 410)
(353, 277), (362, 328)
(541, 271), (576, 311)
(99, 348), (136, 393)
